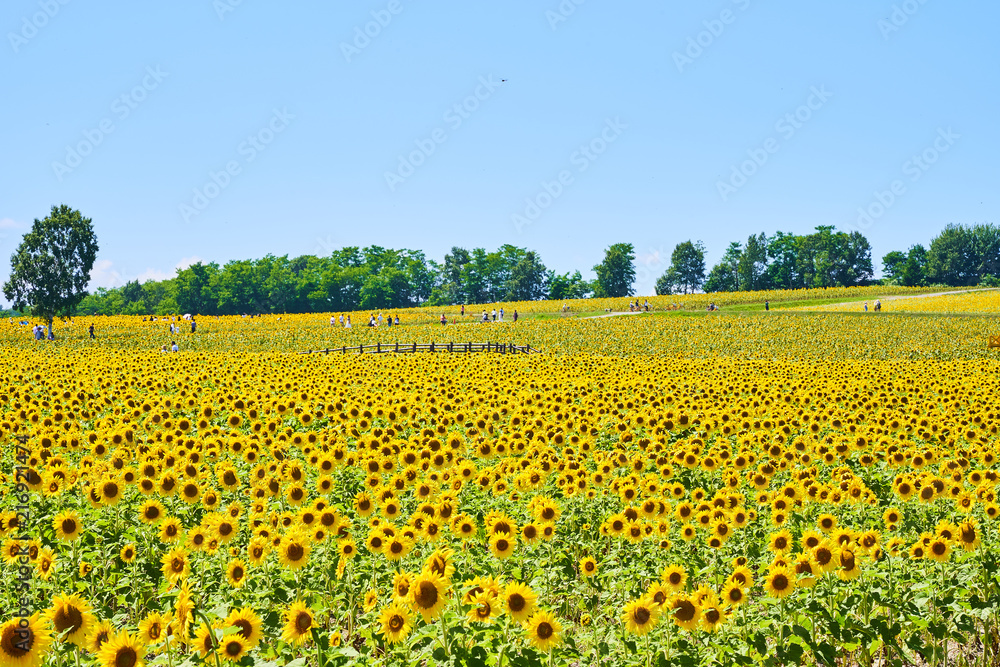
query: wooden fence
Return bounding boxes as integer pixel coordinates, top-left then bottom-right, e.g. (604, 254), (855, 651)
(299, 342), (540, 356)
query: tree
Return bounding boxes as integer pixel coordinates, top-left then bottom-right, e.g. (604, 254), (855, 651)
(882, 250), (908, 284)
(884, 246), (926, 286)
(659, 241), (706, 294)
(926, 224), (978, 285)
(704, 242), (742, 292)
(506, 251), (548, 301)
(593, 243), (636, 298)
(548, 271), (592, 300)
(3, 205), (99, 334)
(737, 233), (768, 291)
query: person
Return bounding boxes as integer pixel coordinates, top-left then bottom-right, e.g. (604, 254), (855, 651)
(378, 313), (383, 326)
(441, 313), (447, 325)
(171, 341), (179, 352)
(339, 314), (345, 327)
(89, 323), (95, 339)
(764, 300), (769, 311)
(461, 305), (465, 317)
(491, 308), (497, 322)
(875, 299), (882, 312)
(169, 323), (175, 334)
(369, 315), (375, 327)
(346, 315), (352, 328)
(394, 315), (399, 326)
(864, 302), (868, 312)
(513, 310), (518, 323)
(330, 315), (336, 326)
(499, 308), (504, 322)
(191, 319), (196, 333)
(386, 315), (392, 328)
(644, 300), (649, 312)
(482, 311), (488, 323)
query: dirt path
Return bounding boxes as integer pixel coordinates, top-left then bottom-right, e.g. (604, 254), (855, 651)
(582, 311), (648, 320)
(799, 288), (997, 311)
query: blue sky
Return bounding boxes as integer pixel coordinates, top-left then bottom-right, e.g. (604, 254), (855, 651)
(1, 0), (997, 299)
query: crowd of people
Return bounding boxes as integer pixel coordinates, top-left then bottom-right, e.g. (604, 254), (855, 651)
(329, 307), (521, 328)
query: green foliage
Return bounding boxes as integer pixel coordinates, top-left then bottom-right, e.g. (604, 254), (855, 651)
(658, 241), (706, 295)
(3, 204), (99, 326)
(593, 243), (636, 297)
(926, 223), (1000, 286)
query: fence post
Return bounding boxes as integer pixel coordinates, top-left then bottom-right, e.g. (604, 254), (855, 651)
(395, 342), (399, 353)
(448, 341), (453, 352)
(377, 342), (381, 353)
(430, 341), (435, 352)
(413, 343), (417, 353)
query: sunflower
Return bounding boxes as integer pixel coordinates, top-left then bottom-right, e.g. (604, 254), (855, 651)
(765, 567), (795, 598)
(281, 601), (314, 646)
(662, 564), (687, 592)
(224, 607), (262, 649)
(701, 603), (727, 632)
(501, 582), (538, 624)
(622, 598), (659, 635)
(927, 538), (951, 563)
(159, 518), (183, 544)
(467, 592), (498, 624)
(46, 594), (94, 647)
(579, 556), (598, 578)
(278, 537), (310, 570)
(97, 630), (145, 667)
(957, 520), (981, 551)
(36, 549), (55, 580)
(160, 548), (190, 583)
(525, 610), (562, 652)
(382, 535), (413, 562)
(817, 513), (837, 533)
(0, 613), (51, 667)
(409, 571), (449, 622)
(489, 533), (516, 559)
(811, 540), (836, 572)
(768, 529), (793, 554)
(721, 583), (746, 607)
(669, 596), (701, 631)
(137, 612), (172, 645)
(84, 620), (114, 657)
(52, 511), (82, 542)
(226, 559), (248, 588)
(174, 582), (194, 641)
(216, 635), (248, 663)
(378, 602), (412, 644)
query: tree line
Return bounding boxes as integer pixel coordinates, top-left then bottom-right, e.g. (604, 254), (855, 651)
(3, 206), (996, 322)
(656, 223), (1000, 294)
(72, 243), (638, 316)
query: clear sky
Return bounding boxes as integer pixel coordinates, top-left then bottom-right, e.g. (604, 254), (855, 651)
(1, 0), (997, 299)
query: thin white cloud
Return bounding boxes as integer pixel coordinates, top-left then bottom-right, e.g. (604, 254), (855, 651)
(174, 256), (203, 271)
(88, 255), (206, 290)
(0, 218), (25, 230)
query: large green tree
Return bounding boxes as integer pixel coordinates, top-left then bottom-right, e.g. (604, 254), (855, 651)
(593, 243), (636, 298)
(3, 205), (99, 334)
(657, 240), (706, 294)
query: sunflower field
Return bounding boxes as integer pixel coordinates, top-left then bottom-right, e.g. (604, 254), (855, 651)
(3, 295), (1000, 667)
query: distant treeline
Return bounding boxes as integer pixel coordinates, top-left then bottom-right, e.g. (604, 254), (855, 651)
(72, 245), (620, 316)
(656, 223), (999, 295)
(21, 223), (994, 317)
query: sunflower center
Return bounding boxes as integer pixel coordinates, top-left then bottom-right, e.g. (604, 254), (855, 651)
(674, 600), (696, 621)
(415, 581), (439, 609)
(932, 542), (946, 556)
(53, 605), (84, 633)
(390, 542), (403, 554)
(231, 566), (245, 580)
(668, 573), (682, 586)
(295, 612), (312, 633)
(634, 607), (651, 625)
(536, 621), (553, 639)
(115, 647), (138, 667)
(233, 620), (252, 638)
(62, 519), (77, 534)
(772, 574), (789, 590)
(2, 624), (31, 656)
(389, 615), (404, 631)
(287, 545), (304, 561)
(508, 593), (525, 612)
